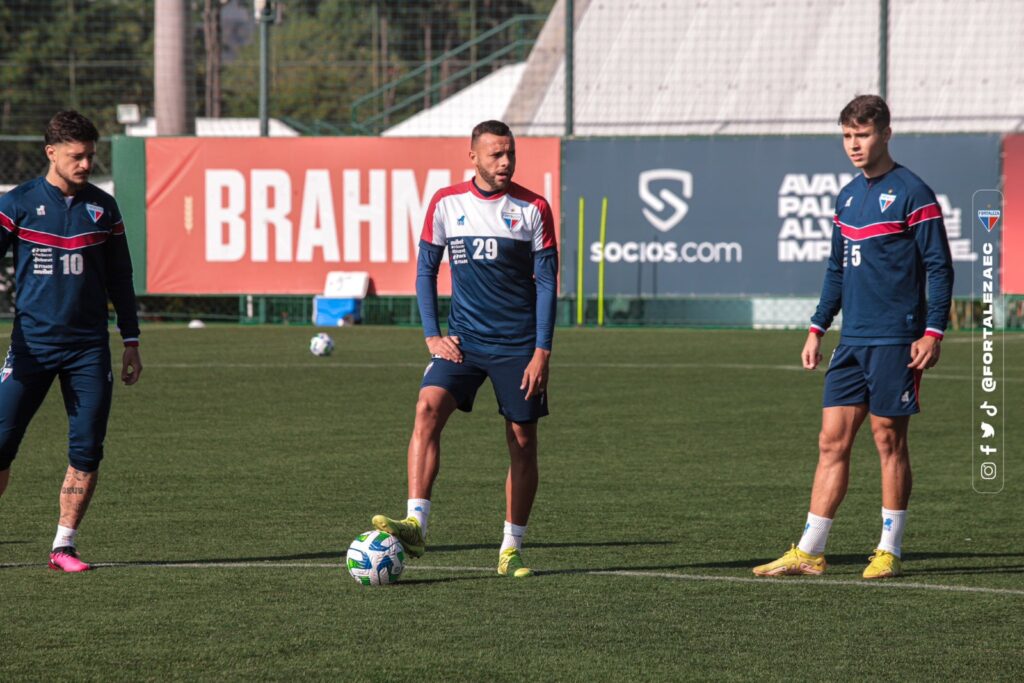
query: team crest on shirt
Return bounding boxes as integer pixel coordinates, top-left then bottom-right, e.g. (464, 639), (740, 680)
(501, 211), (522, 231)
(977, 209), (1001, 232)
(878, 193), (896, 213)
(86, 203), (104, 223)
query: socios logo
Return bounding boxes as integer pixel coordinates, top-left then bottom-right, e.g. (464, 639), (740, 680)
(639, 169), (692, 233)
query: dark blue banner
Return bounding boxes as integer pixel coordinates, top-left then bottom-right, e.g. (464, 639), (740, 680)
(562, 135), (1000, 296)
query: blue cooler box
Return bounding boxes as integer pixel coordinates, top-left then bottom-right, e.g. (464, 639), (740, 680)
(313, 296), (361, 325)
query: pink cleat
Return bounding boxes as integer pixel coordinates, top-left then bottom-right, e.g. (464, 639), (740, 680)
(49, 546), (91, 573)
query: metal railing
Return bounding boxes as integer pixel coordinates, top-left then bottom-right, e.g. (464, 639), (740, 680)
(349, 14), (546, 135)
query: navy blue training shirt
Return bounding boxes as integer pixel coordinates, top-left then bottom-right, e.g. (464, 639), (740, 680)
(811, 164), (953, 345)
(0, 177), (139, 348)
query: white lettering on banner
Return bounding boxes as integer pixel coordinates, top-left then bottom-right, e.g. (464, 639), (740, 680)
(778, 173), (849, 196)
(778, 240), (831, 262)
(776, 174), (852, 266)
(777, 218), (833, 240)
(343, 169), (387, 263)
(391, 169), (451, 262)
(937, 193), (976, 262)
(251, 169), (292, 262)
(297, 170), (340, 262)
(206, 169), (246, 262)
(202, 169), (555, 264)
(775, 174), (974, 263)
(591, 241), (741, 264)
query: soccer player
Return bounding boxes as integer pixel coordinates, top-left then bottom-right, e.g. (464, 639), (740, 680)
(0, 110), (142, 572)
(753, 95), (953, 579)
(372, 120), (557, 578)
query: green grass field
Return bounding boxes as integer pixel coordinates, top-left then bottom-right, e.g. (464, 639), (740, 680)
(2, 325), (1021, 681)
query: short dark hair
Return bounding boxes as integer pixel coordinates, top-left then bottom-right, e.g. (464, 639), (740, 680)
(838, 95), (890, 130)
(471, 120), (513, 145)
(45, 110), (99, 146)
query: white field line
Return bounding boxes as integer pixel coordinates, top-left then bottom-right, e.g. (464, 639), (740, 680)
(2, 561), (1023, 596)
(130, 361), (1000, 382)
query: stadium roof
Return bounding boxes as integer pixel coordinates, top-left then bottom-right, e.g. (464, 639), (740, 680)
(382, 64), (526, 137)
(401, 0), (1024, 136)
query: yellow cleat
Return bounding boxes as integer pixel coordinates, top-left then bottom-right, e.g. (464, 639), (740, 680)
(498, 547), (533, 578)
(371, 515), (425, 558)
(863, 549), (902, 579)
(752, 544), (827, 576)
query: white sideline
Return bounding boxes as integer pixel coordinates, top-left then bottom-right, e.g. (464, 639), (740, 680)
(3, 561), (1023, 596)
(134, 361), (1000, 382)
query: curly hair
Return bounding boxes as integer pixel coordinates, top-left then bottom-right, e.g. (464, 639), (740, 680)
(44, 110), (99, 145)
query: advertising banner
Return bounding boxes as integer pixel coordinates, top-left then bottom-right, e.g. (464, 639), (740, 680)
(562, 135), (1000, 297)
(145, 137), (560, 294)
(1001, 135), (1023, 294)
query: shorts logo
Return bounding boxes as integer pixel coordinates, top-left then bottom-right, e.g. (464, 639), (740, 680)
(1, 367), (11, 383)
(86, 203), (104, 223)
(977, 209), (1000, 232)
(900, 390), (911, 404)
(501, 211), (522, 231)
(879, 193), (896, 213)
(424, 361), (434, 377)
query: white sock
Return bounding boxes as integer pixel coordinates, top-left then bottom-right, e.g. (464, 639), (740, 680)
(878, 508), (907, 557)
(407, 498), (431, 537)
(797, 512), (832, 555)
(53, 525), (77, 551)
(499, 521), (527, 554)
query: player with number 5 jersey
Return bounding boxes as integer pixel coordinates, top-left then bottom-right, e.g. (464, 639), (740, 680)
(753, 96), (953, 581)
(0, 111), (142, 573)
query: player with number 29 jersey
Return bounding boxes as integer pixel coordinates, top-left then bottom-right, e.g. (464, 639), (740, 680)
(418, 179), (557, 355)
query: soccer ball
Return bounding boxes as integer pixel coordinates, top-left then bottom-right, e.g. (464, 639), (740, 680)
(346, 531), (405, 586)
(309, 332), (335, 357)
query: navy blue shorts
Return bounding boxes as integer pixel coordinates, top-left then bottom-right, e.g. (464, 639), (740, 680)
(822, 344), (922, 416)
(422, 349), (549, 424)
(0, 344), (113, 472)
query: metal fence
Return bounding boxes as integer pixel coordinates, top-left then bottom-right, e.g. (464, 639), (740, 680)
(1, 0), (1020, 327)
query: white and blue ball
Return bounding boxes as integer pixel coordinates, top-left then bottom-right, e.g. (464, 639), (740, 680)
(346, 531), (405, 586)
(309, 332), (335, 357)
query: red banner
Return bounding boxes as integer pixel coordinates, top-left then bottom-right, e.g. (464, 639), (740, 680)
(145, 137), (561, 294)
(1003, 135), (1024, 294)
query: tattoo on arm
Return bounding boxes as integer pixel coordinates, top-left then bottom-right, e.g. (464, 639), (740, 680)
(61, 486), (86, 495)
